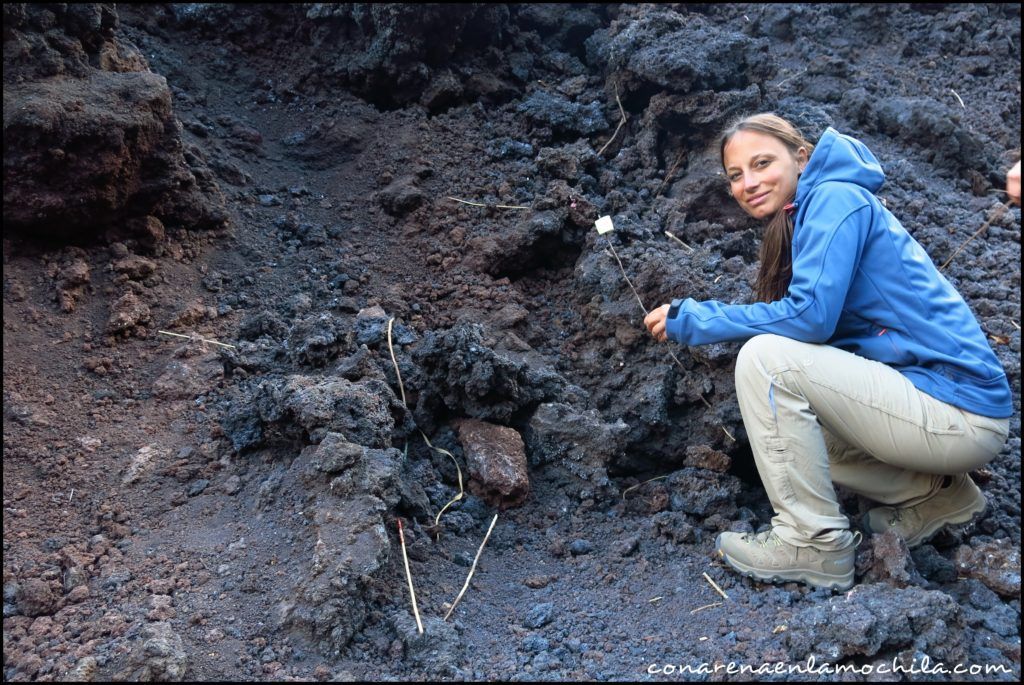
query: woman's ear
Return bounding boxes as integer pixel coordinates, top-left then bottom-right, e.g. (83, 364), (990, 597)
(796, 146), (809, 172)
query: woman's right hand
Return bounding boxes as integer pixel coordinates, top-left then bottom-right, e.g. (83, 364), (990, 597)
(644, 304), (671, 343)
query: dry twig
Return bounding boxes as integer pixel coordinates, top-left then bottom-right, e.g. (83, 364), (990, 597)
(950, 89), (966, 109)
(397, 519), (424, 634)
(664, 231), (694, 253)
(690, 601), (723, 614)
(444, 513), (499, 620)
(772, 67), (807, 90)
(655, 150), (686, 198)
(702, 571), (730, 600)
(447, 196), (530, 210)
(597, 87), (628, 156)
(157, 330), (236, 349)
(940, 201), (1010, 271)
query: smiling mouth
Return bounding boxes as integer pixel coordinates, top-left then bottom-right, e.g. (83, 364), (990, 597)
(747, 192), (771, 207)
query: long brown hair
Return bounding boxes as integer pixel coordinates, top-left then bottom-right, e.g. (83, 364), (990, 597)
(720, 114), (814, 303)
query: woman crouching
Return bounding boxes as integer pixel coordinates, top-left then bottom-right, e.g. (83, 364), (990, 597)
(643, 114), (1011, 591)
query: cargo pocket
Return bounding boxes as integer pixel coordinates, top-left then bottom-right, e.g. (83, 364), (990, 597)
(765, 435), (793, 462)
(764, 436), (797, 505)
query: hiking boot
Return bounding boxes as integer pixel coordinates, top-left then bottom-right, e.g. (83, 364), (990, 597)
(863, 473), (986, 548)
(715, 529), (860, 591)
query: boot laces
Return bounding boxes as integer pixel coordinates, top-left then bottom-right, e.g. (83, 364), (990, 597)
(750, 530), (783, 548)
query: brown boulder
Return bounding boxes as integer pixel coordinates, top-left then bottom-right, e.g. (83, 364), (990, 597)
(453, 418), (530, 509)
(15, 579), (59, 617)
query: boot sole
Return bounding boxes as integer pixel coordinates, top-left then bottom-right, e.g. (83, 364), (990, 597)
(715, 539), (854, 592)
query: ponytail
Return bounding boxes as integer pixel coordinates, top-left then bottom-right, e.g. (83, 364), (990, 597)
(755, 207), (795, 303)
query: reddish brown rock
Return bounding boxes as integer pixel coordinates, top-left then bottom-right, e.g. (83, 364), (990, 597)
(955, 541), (1021, 598)
(56, 257), (92, 312)
(453, 418), (530, 509)
(16, 579), (59, 617)
(107, 290), (151, 334)
(858, 529), (917, 588)
(112, 255), (158, 280)
(684, 444), (732, 472)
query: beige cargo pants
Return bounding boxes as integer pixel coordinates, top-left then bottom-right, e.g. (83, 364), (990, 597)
(735, 334), (1010, 550)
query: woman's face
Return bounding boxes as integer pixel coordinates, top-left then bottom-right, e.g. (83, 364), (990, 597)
(723, 130), (808, 220)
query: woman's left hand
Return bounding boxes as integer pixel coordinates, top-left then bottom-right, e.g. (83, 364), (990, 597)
(1008, 159), (1021, 206)
(644, 304), (671, 342)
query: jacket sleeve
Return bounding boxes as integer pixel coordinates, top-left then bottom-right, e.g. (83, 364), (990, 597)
(664, 189), (871, 346)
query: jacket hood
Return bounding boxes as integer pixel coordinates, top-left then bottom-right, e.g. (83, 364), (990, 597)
(796, 128), (885, 205)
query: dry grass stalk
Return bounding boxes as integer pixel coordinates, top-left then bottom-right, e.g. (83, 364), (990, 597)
(597, 87), (628, 156)
(444, 513), (499, 620)
(772, 67), (808, 90)
(940, 201), (1010, 271)
(696, 391), (714, 410)
(397, 519), (424, 634)
(384, 317), (466, 536)
(690, 601), (723, 614)
(655, 150), (686, 198)
(421, 430), (466, 535)
(157, 329), (236, 349)
(622, 474), (669, 500)
(447, 196), (530, 210)
(702, 571), (730, 600)
(664, 231), (694, 253)
(1011, 321), (1021, 331)
(950, 89), (966, 109)
(386, 318), (407, 407)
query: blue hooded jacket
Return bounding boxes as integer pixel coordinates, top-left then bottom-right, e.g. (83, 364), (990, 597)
(664, 127), (1012, 418)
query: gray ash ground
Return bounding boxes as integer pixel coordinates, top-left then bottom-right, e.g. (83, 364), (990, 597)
(3, 4), (1021, 682)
